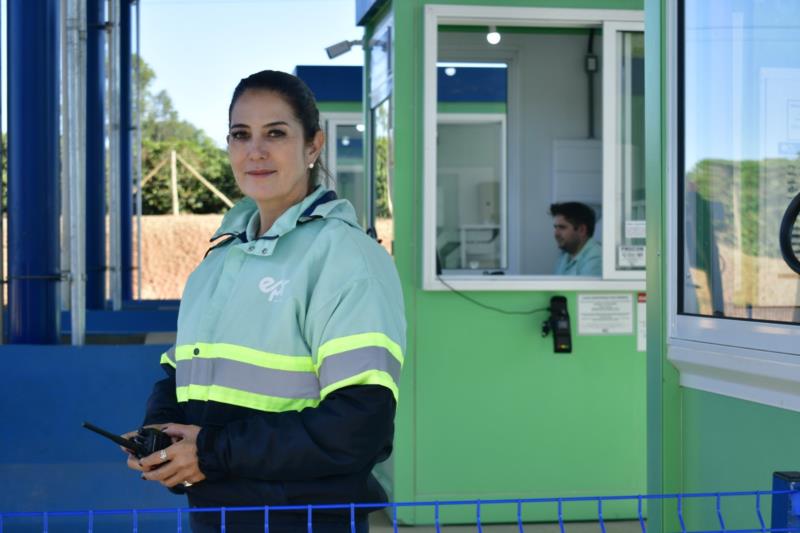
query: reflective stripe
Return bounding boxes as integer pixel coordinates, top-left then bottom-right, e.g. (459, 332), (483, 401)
(176, 384), (319, 413)
(176, 357), (321, 399)
(174, 343), (314, 372)
(318, 346), (401, 391)
(317, 333), (403, 368)
(160, 346), (176, 368)
(319, 370), (399, 402)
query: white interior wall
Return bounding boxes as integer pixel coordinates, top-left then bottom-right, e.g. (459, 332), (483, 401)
(439, 30), (603, 275)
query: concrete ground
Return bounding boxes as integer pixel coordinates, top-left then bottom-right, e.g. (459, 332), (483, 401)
(369, 512), (645, 533)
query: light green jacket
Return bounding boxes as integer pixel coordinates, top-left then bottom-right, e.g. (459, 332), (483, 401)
(161, 187), (406, 413)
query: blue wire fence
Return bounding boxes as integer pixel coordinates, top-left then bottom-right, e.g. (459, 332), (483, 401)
(2, 488), (800, 533)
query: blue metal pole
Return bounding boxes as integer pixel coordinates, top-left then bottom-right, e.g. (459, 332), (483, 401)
(120, 0), (134, 301)
(86, 0), (106, 309)
(7, 0), (61, 343)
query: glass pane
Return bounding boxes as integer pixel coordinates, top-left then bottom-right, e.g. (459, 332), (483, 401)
(437, 121), (504, 271)
(434, 52), (507, 273)
(372, 98), (393, 255)
(333, 123), (366, 228)
(681, 0), (800, 323)
(616, 31), (645, 271)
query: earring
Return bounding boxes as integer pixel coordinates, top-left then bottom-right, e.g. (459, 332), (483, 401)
(308, 162), (315, 169)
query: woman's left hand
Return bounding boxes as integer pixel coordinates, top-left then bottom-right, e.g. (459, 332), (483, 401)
(139, 424), (207, 488)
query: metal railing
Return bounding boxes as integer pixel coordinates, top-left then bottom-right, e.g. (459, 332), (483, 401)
(2, 488), (800, 533)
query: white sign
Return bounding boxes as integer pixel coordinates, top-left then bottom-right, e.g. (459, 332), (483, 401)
(578, 294), (634, 335)
(618, 245), (646, 268)
(625, 220), (646, 239)
(637, 293), (647, 352)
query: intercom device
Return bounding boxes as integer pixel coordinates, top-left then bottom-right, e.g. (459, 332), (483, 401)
(541, 296), (572, 353)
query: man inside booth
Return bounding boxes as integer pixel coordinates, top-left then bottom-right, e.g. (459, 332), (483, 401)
(550, 202), (602, 276)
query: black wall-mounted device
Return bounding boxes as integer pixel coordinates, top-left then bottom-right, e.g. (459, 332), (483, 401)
(542, 296), (572, 353)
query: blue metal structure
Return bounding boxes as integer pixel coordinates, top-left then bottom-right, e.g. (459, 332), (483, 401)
(0, 345), (176, 524)
(296, 65), (363, 102)
(7, 0), (61, 343)
(295, 65), (508, 103)
(120, 0), (134, 301)
(86, 0), (106, 310)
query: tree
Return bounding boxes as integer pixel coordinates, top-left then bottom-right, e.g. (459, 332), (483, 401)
(136, 55), (241, 214)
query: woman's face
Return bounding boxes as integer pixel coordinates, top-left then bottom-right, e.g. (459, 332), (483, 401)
(227, 89), (322, 211)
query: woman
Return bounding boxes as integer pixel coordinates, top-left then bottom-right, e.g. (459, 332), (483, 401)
(123, 70), (405, 533)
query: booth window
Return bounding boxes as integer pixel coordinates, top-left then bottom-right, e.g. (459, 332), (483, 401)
(424, 10), (645, 290)
(322, 115), (367, 228)
(668, 0), (800, 410)
(678, 0), (800, 327)
(367, 16), (394, 256)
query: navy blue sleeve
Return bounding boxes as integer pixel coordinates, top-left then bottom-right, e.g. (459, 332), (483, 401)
(195, 385), (395, 482)
(142, 364), (186, 426)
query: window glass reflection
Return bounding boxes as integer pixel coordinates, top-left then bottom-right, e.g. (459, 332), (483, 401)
(372, 99), (393, 256)
(681, 0), (800, 322)
(616, 31), (645, 271)
(333, 124), (366, 228)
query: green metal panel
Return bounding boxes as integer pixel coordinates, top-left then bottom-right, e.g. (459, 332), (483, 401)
(645, 2), (683, 533)
(648, 4), (800, 533)
(318, 102), (362, 114)
(362, 0), (647, 524)
(681, 390), (800, 530)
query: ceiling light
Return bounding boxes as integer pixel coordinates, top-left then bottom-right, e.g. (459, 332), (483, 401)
(486, 26), (501, 45)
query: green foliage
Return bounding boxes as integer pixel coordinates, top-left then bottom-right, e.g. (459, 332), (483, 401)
(136, 55), (241, 214)
(373, 100), (391, 219)
(687, 156), (800, 258)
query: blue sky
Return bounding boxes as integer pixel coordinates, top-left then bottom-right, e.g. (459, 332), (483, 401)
(1, 0), (364, 147)
(139, 0), (363, 146)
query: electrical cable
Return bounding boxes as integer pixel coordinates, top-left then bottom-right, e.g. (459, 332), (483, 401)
(436, 276), (550, 316)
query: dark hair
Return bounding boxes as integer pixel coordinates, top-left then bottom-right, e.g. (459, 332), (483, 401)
(228, 70), (327, 188)
(549, 202), (597, 237)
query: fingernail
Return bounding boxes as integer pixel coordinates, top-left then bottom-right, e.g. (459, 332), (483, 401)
(141, 474), (146, 480)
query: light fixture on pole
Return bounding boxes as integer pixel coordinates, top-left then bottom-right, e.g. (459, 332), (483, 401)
(325, 39), (363, 59)
(486, 25), (501, 45)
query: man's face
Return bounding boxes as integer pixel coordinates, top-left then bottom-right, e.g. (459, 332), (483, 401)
(553, 214), (587, 255)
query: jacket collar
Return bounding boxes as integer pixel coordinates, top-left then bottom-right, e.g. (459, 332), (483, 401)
(210, 186), (357, 244)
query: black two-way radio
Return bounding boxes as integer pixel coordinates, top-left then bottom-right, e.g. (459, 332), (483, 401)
(82, 421), (172, 459)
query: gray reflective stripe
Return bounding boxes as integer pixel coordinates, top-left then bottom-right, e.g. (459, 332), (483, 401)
(176, 358), (321, 399)
(164, 345), (176, 364)
(318, 347), (401, 389)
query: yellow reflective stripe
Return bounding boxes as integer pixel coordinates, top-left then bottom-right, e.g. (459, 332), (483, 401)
(159, 352), (176, 369)
(176, 384), (320, 413)
(319, 370), (399, 402)
(317, 333), (403, 368)
(174, 343), (314, 373)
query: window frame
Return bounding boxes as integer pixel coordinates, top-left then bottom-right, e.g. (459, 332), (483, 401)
(602, 21), (646, 280)
(666, 0), (800, 412)
(422, 4), (645, 292)
(322, 112), (365, 183)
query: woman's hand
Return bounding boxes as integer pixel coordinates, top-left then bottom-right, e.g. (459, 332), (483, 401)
(139, 424), (207, 488)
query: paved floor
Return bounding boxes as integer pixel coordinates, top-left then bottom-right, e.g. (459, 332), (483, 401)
(369, 512), (645, 533)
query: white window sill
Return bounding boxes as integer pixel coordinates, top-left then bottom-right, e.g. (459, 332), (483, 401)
(425, 275), (646, 292)
(668, 338), (800, 413)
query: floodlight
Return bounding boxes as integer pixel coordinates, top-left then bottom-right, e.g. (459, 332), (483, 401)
(325, 39), (363, 59)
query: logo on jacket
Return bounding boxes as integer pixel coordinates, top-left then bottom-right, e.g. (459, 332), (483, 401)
(259, 277), (290, 302)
